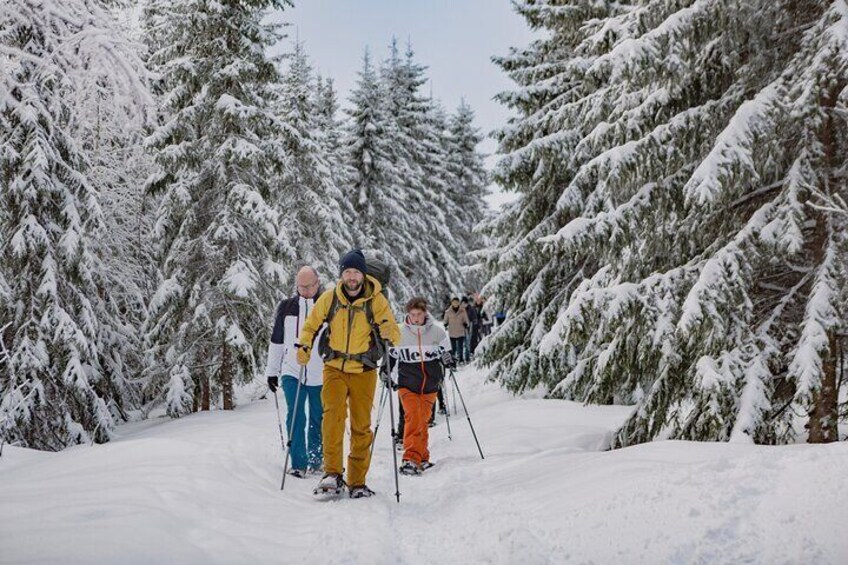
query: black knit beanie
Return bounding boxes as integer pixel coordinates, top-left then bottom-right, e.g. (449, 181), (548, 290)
(339, 249), (367, 276)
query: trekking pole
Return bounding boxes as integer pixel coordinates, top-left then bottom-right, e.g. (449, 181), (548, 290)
(386, 375), (401, 503)
(370, 381), (389, 459)
(449, 368), (484, 460)
(272, 387), (287, 455)
(377, 339), (401, 503)
(281, 365), (307, 491)
(441, 382), (452, 441)
(451, 371), (458, 415)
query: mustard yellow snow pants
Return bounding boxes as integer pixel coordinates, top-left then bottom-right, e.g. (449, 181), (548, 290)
(321, 365), (378, 487)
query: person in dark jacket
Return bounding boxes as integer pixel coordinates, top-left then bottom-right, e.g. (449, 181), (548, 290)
(465, 295), (482, 356)
(477, 296), (492, 339)
(462, 292), (480, 363)
(389, 297), (454, 475)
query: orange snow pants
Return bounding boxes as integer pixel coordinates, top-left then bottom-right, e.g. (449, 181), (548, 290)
(399, 388), (438, 465)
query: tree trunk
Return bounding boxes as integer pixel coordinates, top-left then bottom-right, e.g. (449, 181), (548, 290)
(201, 375), (211, 412)
(808, 332), (839, 443)
(221, 340), (234, 411)
(192, 379), (199, 413)
(807, 82), (842, 444)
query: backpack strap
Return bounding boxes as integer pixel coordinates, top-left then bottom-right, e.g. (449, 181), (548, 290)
(364, 298), (375, 329)
(325, 292), (341, 326)
(317, 290), (382, 370)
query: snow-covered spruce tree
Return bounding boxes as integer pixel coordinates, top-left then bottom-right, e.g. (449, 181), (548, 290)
(477, 1), (616, 395)
(71, 7), (156, 422)
(446, 99), (489, 288)
(83, 129), (156, 419)
(482, 0), (848, 445)
(344, 41), (487, 304)
(345, 48), (417, 300)
(315, 74), (359, 244)
(419, 97), (475, 297)
(272, 41), (351, 278)
(378, 40), (465, 303)
(0, 0), (149, 449)
(143, 0), (294, 416)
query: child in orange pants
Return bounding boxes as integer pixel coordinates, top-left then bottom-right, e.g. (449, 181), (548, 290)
(389, 297), (454, 475)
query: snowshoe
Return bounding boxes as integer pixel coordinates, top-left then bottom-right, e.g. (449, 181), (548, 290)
(419, 461), (435, 471)
(348, 485), (375, 499)
(428, 420), (437, 428)
(399, 461), (422, 476)
(313, 473), (345, 498)
(287, 468), (307, 479)
(306, 465), (323, 476)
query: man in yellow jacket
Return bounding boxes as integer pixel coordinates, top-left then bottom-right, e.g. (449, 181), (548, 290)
(297, 249), (400, 498)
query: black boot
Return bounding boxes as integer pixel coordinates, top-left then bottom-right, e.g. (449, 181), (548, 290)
(349, 485), (375, 498)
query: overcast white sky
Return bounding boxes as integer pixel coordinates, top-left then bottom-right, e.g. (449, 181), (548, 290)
(268, 1), (534, 209)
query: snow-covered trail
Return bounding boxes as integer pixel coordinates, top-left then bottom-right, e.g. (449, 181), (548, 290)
(2, 367), (848, 564)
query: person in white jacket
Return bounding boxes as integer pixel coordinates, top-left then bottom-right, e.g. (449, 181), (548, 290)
(265, 266), (326, 478)
(389, 297), (454, 475)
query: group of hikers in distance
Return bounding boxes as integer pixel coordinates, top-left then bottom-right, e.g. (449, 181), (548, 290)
(264, 249), (485, 500)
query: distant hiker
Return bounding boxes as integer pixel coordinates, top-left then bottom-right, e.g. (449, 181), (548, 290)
(297, 250), (400, 499)
(461, 296), (475, 361)
(265, 266), (325, 478)
(477, 296), (492, 340)
(444, 297), (469, 363)
(389, 297), (454, 475)
(465, 295), (482, 358)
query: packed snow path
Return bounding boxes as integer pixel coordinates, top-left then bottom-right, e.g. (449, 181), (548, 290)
(2, 367), (847, 564)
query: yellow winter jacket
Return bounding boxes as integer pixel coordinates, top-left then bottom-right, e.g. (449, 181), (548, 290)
(298, 275), (400, 374)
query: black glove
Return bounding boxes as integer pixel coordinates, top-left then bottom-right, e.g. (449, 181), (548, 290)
(441, 351), (456, 368)
(267, 376), (278, 392)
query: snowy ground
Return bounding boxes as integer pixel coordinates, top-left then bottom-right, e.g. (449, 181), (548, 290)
(2, 366), (847, 565)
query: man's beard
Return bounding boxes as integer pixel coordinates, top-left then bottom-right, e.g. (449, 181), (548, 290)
(344, 280), (363, 294)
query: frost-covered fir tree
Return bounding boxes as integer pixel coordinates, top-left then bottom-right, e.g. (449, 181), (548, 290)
(315, 75), (359, 240)
(417, 97), (470, 295)
(344, 41), (487, 304)
(482, 0), (848, 445)
(345, 48), (417, 298)
(0, 0), (149, 449)
(72, 8), (156, 419)
(143, 0), (294, 416)
(272, 41), (351, 277)
(378, 40), (464, 302)
(447, 99), (489, 286)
